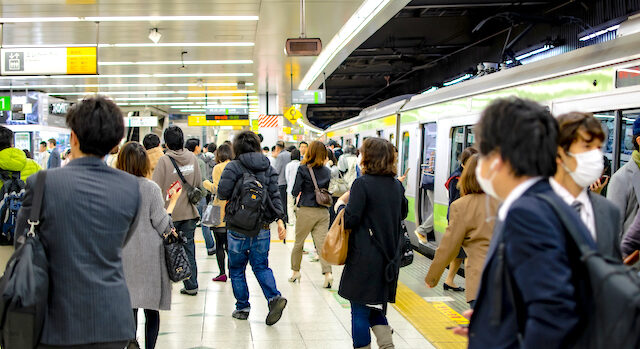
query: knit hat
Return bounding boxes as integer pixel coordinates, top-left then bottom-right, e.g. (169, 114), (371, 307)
(634, 118), (640, 137)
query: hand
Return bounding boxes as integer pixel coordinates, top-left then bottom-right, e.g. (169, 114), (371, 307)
(277, 220), (286, 240)
(167, 187), (182, 214)
(589, 176), (609, 194)
(452, 310), (473, 337)
(338, 191), (350, 204)
(398, 174), (407, 183)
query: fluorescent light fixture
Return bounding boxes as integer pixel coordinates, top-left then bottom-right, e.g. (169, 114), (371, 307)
(443, 74), (473, 87)
(180, 109), (206, 112)
(515, 45), (554, 61)
(421, 86), (438, 94)
(114, 97), (186, 101)
(165, 83), (255, 87)
(129, 102), (195, 106)
(0, 73), (253, 80)
(2, 83), (255, 89)
(299, 0), (391, 90)
(0, 84), (76, 89)
(579, 24), (620, 41)
(0, 16), (259, 23)
(187, 96), (258, 100)
(49, 90), (255, 96)
(98, 60), (253, 66)
(1, 42), (255, 48)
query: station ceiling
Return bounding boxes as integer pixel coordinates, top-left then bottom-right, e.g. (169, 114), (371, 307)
(307, 0), (640, 129)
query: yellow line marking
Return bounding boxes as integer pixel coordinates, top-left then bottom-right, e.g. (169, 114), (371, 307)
(392, 282), (468, 349)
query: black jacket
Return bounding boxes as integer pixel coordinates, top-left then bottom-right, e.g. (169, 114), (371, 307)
(291, 164), (331, 208)
(338, 174), (408, 305)
(217, 152), (284, 223)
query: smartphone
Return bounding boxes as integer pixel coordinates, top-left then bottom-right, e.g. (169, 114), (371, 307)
(167, 180), (182, 200)
(599, 175), (610, 183)
(445, 324), (469, 330)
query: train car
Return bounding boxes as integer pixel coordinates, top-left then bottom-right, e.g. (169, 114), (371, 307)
(324, 30), (640, 256)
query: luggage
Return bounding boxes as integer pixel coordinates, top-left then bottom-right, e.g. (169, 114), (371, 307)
(225, 163), (269, 237)
(308, 166), (332, 208)
(399, 221), (414, 268)
(328, 169), (349, 197)
(321, 208), (351, 265)
(168, 156), (204, 205)
(0, 170), (27, 244)
(0, 171), (48, 349)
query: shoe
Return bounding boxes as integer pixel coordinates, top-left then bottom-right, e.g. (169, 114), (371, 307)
(309, 253), (319, 262)
(266, 296), (287, 326)
(232, 308), (250, 320)
(212, 274), (227, 282)
(443, 283), (465, 292)
(414, 230), (428, 244)
(180, 288), (198, 296)
(288, 271), (301, 283)
(207, 248), (215, 256)
(372, 325), (394, 349)
(323, 272), (333, 289)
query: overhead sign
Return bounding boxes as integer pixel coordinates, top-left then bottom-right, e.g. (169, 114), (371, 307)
(188, 115), (250, 127)
(123, 117), (158, 127)
(292, 90), (326, 104)
(284, 106), (302, 122)
(49, 102), (71, 116)
(1, 47), (97, 75)
(205, 115), (249, 121)
(0, 96), (10, 111)
(205, 107), (249, 116)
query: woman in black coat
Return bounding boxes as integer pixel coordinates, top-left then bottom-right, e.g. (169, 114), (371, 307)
(335, 137), (408, 349)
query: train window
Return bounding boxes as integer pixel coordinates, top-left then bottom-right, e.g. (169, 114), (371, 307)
(401, 131), (410, 176)
(355, 134), (360, 148)
(418, 123), (437, 242)
(450, 126), (465, 174)
(594, 111), (615, 168)
(616, 66), (640, 88)
(620, 110), (640, 168)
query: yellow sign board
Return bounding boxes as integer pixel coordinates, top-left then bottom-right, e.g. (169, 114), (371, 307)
(66, 47), (97, 74)
(251, 119), (259, 131)
(283, 127), (291, 134)
(284, 106), (302, 122)
(188, 115), (250, 127)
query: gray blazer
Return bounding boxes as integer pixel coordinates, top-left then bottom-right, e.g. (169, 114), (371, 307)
(589, 192), (622, 260)
(607, 160), (640, 234)
(16, 156), (140, 346)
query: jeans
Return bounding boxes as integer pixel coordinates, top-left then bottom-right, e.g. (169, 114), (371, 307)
(350, 301), (389, 348)
(227, 229), (281, 310)
(197, 198), (215, 250)
(174, 219), (198, 290)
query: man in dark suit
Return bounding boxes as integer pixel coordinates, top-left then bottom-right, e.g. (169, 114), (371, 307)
(454, 98), (595, 348)
(46, 138), (61, 169)
(16, 96), (140, 348)
(552, 112), (622, 260)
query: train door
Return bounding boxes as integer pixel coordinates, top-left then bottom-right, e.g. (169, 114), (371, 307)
(340, 136), (344, 147)
(417, 123), (437, 242)
(594, 111), (615, 183)
(355, 134), (360, 148)
(450, 125), (475, 174)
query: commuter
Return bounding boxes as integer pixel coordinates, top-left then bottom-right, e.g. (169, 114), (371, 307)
(186, 138), (215, 255)
(37, 141), (50, 169)
(334, 137), (408, 349)
(327, 149), (342, 226)
(262, 146), (270, 156)
(152, 126), (202, 296)
(273, 140), (291, 223)
(268, 146), (277, 167)
(16, 96), (140, 348)
(217, 131), (288, 325)
(286, 145), (296, 153)
(455, 98), (594, 348)
(290, 141), (333, 287)
(328, 140), (343, 159)
(105, 145), (120, 168)
(425, 155), (499, 306)
(552, 112), (622, 259)
(61, 149), (72, 167)
(116, 142), (174, 349)
(337, 145), (359, 187)
(203, 143), (233, 282)
(299, 141), (308, 157)
(0, 126), (41, 185)
(608, 117), (640, 232)
(285, 148), (301, 228)
(47, 138), (61, 169)
(203, 143), (217, 181)
(622, 210), (640, 256)
(143, 133), (163, 176)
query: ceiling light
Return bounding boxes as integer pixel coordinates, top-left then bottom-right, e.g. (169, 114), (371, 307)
(49, 89), (254, 96)
(1, 42), (255, 48)
(0, 16), (259, 23)
(442, 74), (473, 87)
(579, 24), (620, 41)
(180, 109), (206, 112)
(0, 73), (254, 80)
(98, 60), (253, 66)
(421, 86), (438, 94)
(148, 28), (162, 44)
(515, 45), (554, 61)
(165, 83), (255, 87)
(129, 102), (194, 106)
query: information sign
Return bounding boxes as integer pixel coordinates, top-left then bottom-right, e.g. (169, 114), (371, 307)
(0, 96), (10, 111)
(284, 106), (302, 122)
(188, 115), (250, 127)
(123, 117), (158, 127)
(1, 47), (97, 75)
(292, 90), (326, 104)
(205, 115), (249, 121)
(205, 107), (249, 116)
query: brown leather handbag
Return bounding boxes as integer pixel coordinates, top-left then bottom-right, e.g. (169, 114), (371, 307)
(308, 165), (332, 207)
(321, 208), (351, 265)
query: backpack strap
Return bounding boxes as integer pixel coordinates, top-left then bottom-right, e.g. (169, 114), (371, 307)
(27, 171), (47, 237)
(167, 156), (189, 186)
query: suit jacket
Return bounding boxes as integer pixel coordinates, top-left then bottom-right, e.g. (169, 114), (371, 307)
(47, 148), (61, 169)
(589, 191), (622, 260)
(425, 193), (499, 302)
(607, 160), (640, 234)
(469, 180), (593, 349)
(15, 156), (140, 346)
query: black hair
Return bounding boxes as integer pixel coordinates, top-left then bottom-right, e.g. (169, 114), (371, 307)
(164, 125), (184, 151)
(185, 138), (200, 152)
(476, 97), (558, 177)
(224, 140), (231, 145)
(65, 96), (125, 157)
(39, 141), (47, 147)
(142, 133), (161, 150)
(300, 141), (308, 146)
(233, 131), (261, 157)
(286, 145), (296, 152)
(290, 148), (301, 161)
(0, 126), (13, 150)
(207, 143), (217, 153)
(271, 146), (276, 152)
(23, 149), (32, 159)
(262, 146), (269, 152)
(215, 143), (233, 163)
(276, 141), (285, 149)
(258, 133), (264, 143)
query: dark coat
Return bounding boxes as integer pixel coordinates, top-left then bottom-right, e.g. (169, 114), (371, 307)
(15, 157), (140, 346)
(588, 191), (622, 260)
(47, 148), (61, 169)
(217, 152), (284, 223)
(338, 174), (408, 305)
(291, 164), (331, 207)
(469, 180), (593, 349)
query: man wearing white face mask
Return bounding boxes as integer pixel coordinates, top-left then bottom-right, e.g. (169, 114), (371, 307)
(552, 112), (622, 259)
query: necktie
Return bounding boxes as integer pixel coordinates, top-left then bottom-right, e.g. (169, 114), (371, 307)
(571, 201), (583, 214)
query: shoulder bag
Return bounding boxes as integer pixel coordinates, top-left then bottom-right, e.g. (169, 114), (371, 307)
(328, 168), (349, 197)
(0, 171), (49, 348)
(168, 156), (203, 205)
(308, 166), (332, 208)
(321, 208), (351, 265)
(202, 196), (222, 227)
(163, 221), (192, 282)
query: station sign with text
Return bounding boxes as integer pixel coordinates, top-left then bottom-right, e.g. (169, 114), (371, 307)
(1, 47), (97, 75)
(291, 90), (326, 104)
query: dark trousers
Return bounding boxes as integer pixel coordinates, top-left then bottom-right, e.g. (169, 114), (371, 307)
(38, 342), (129, 349)
(133, 309), (160, 349)
(350, 301), (389, 348)
(174, 218), (198, 290)
(278, 185), (288, 223)
(213, 227), (228, 275)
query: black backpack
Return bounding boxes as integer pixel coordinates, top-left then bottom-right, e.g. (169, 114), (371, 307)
(0, 170), (26, 245)
(225, 163), (269, 237)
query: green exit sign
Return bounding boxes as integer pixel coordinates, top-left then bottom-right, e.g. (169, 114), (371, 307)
(0, 96), (10, 111)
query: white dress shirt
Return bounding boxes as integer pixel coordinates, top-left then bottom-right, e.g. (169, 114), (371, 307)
(549, 178), (596, 241)
(498, 177), (543, 221)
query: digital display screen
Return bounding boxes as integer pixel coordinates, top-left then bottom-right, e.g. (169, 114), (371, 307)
(206, 115), (249, 121)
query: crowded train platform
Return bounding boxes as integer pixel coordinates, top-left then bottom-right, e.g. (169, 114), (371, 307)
(1, 1), (640, 349)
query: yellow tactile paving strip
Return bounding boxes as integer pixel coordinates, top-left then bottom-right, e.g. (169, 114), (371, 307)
(393, 282), (469, 349)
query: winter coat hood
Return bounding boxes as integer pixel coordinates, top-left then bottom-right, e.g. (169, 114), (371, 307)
(237, 152), (271, 173)
(0, 147), (28, 172)
(164, 148), (194, 166)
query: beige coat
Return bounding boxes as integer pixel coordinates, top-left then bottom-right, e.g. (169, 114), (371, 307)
(147, 146), (164, 178)
(425, 193), (499, 302)
(203, 160), (230, 228)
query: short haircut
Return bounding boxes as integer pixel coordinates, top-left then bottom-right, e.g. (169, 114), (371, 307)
(290, 148), (301, 161)
(476, 98), (558, 177)
(460, 147), (478, 166)
(224, 140), (231, 145)
(66, 96), (124, 157)
(271, 146), (276, 152)
(233, 131), (261, 157)
(286, 145), (296, 152)
(116, 141), (150, 178)
(276, 140), (285, 149)
(164, 125), (184, 151)
(360, 137), (397, 176)
(39, 141), (47, 147)
(262, 146), (269, 152)
(0, 126), (13, 150)
(185, 138), (200, 152)
(23, 149), (32, 159)
(142, 133), (160, 150)
(460, 154), (482, 196)
(207, 143), (217, 153)
(327, 147), (338, 164)
(302, 141), (328, 167)
(215, 143), (233, 163)
(258, 133), (264, 143)
(48, 138), (57, 146)
(299, 141), (308, 147)
(556, 112), (605, 152)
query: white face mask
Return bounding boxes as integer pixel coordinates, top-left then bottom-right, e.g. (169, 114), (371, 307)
(476, 158), (499, 200)
(562, 149), (604, 188)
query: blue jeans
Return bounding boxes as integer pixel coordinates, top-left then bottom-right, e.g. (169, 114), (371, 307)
(174, 219), (198, 290)
(197, 198), (215, 250)
(227, 229), (281, 310)
(350, 301), (389, 348)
